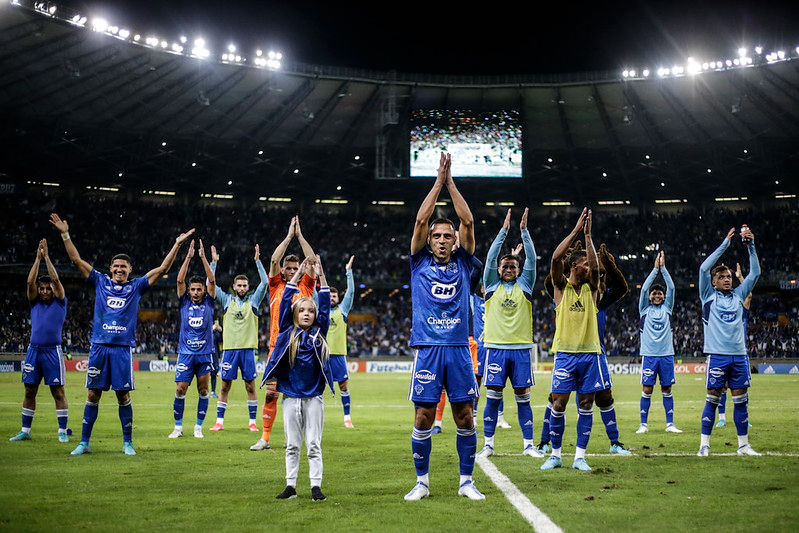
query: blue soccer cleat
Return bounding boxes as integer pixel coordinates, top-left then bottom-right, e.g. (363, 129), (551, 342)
(536, 441), (551, 454)
(609, 442), (632, 455)
(572, 457), (592, 471)
(122, 441), (137, 456)
(540, 456), (563, 470)
(58, 430), (69, 443)
(715, 419), (726, 428)
(9, 431), (31, 442)
(431, 426), (442, 435)
(70, 441), (91, 455)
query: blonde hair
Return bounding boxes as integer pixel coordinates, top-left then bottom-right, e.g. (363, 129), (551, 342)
(288, 297), (330, 366)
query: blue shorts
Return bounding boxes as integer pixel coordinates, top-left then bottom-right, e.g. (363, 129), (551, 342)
(409, 345), (478, 404)
(329, 354), (349, 382)
(86, 344), (135, 391)
(550, 352), (605, 394)
(483, 347), (534, 389)
(641, 355), (676, 386)
(475, 344), (487, 377)
(219, 349), (257, 381)
(705, 354), (751, 390)
(22, 345), (65, 387)
(175, 353), (214, 383)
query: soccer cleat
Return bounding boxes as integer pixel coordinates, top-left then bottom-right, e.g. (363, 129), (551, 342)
(58, 431), (69, 443)
(193, 427), (204, 439)
(737, 444), (761, 456)
(9, 431), (31, 442)
(636, 424), (649, 434)
(276, 486), (298, 500)
(609, 442), (632, 455)
(476, 444), (494, 458)
(209, 423), (224, 431)
(496, 416), (512, 429)
(523, 445), (545, 458)
(404, 481), (430, 501)
(540, 456), (563, 470)
(168, 427), (183, 439)
(248, 423), (259, 432)
(536, 441), (551, 454)
(715, 419), (726, 428)
(344, 419), (354, 429)
(311, 486), (327, 501)
(70, 441), (91, 455)
(210, 391), (218, 398)
(665, 424), (683, 433)
(457, 480), (485, 500)
(697, 445), (710, 457)
(572, 458), (592, 471)
(431, 426), (442, 435)
(122, 441), (136, 455)
(250, 438), (270, 451)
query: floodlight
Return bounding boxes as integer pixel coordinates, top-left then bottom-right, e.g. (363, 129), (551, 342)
(228, 44), (236, 53)
(642, 69), (649, 77)
(256, 49), (263, 56)
(755, 46), (763, 54)
(629, 69), (636, 77)
(622, 70), (629, 78)
(180, 36), (187, 43)
(92, 18), (109, 32)
(119, 29), (130, 38)
(195, 38), (205, 47)
(777, 50), (785, 59)
(738, 47), (746, 57)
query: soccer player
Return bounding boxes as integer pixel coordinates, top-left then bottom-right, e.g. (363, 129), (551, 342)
(208, 243), (268, 432)
(478, 208), (542, 458)
(636, 250), (682, 434)
(49, 212), (193, 455)
(697, 226), (760, 457)
(210, 320), (222, 398)
(540, 208), (603, 472)
(717, 262), (754, 428)
(404, 153), (483, 501)
(10, 239), (69, 443)
(266, 256), (333, 502)
(328, 255), (356, 427)
(169, 239), (216, 439)
(251, 216), (317, 450)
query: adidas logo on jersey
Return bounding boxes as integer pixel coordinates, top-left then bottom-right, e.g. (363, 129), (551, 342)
(569, 300), (585, 312)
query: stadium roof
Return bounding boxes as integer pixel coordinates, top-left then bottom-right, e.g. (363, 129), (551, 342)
(1, 2), (798, 206)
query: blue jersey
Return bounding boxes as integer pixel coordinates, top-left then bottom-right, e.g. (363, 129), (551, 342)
(88, 269), (149, 346)
(30, 296), (67, 347)
(177, 293), (216, 355)
(639, 267), (675, 356)
(409, 246), (475, 347)
(699, 239), (760, 355)
(471, 294), (485, 346)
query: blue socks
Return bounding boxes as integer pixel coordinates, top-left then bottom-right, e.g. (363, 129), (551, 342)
(456, 427), (477, 476)
(341, 391), (351, 417)
(662, 392), (675, 425)
(540, 402), (552, 443)
(732, 393), (749, 436)
(119, 399), (133, 442)
(549, 409), (565, 449)
(197, 394), (209, 426)
(173, 394), (186, 426)
(482, 390), (503, 439)
(640, 392), (652, 425)
(701, 394), (720, 436)
(411, 426), (433, 476)
(56, 409), (68, 431)
(599, 404), (618, 442)
(81, 401), (99, 443)
(576, 408), (593, 450)
(515, 393), (533, 441)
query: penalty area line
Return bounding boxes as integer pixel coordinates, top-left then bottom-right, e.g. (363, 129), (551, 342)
(477, 456), (563, 533)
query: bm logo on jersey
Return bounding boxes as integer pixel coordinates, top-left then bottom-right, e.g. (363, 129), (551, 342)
(431, 282), (458, 300)
(107, 297), (126, 309)
(188, 316), (204, 328)
(652, 322), (665, 331)
(720, 311), (737, 323)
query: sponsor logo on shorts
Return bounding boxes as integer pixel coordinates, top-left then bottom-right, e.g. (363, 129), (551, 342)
(431, 282), (458, 300)
(188, 316), (204, 328)
(176, 363), (189, 373)
(642, 368), (655, 377)
(554, 368), (571, 380)
(414, 369), (436, 384)
(414, 384), (424, 395)
(221, 361), (232, 371)
(107, 297), (125, 309)
(87, 366), (101, 378)
(487, 363), (502, 374)
(23, 363), (34, 373)
(708, 367), (725, 379)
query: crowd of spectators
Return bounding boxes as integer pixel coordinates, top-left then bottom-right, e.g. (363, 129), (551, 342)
(1, 190), (797, 358)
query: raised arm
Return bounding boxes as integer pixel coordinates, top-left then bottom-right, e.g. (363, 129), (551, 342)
(484, 209), (509, 288)
(26, 242), (43, 301)
(49, 213), (92, 279)
(736, 229), (760, 299)
(445, 156), (474, 255)
(551, 208), (588, 288)
(209, 245), (230, 307)
(584, 210), (600, 292)
(270, 217), (296, 277)
(40, 239), (64, 301)
(599, 244), (628, 307)
(146, 229), (195, 286)
(411, 152), (449, 255)
(662, 258), (675, 313)
(520, 208), (536, 289)
(340, 255), (355, 317)
(198, 239), (216, 299)
(314, 255), (330, 334)
(251, 244), (269, 307)
(699, 228), (734, 300)
(294, 217), (317, 278)
(176, 240), (195, 299)
(736, 262), (753, 310)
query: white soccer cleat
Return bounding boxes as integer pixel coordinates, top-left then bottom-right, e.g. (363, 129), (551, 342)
(635, 424), (649, 434)
(476, 444), (494, 458)
(168, 427), (183, 439)
(737, 444), (761, 456)
(404, 482), (430, 501)
(250, 438), (270, 451)
(522, 445), (544, 458)
(697, 445), (710, 457)
(193, 426), (204, 439)
(496, 416), (512, 429)
(665, 424), (683, 433)
(458, 480), (486, 500)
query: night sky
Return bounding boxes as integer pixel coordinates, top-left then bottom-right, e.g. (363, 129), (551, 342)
(54, 0), (799, 75)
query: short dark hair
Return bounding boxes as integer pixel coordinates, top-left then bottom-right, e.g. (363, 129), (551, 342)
(711, 264), (731, 279)
(111, 253), (131, 265)
(568, 250), (587, 266)
(429, 218), (455, 233)
(329, 286), (339, 296)
(499, 254), (521, 266)
(37, 275), (52, 285)
(282, 255), (300, 267)
(188, 276), (205, 286)
(234, 274), (249, 283)
(649, 284), (666, 294)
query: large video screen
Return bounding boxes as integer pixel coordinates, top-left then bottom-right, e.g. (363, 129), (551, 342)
(410, 110), (522, 178)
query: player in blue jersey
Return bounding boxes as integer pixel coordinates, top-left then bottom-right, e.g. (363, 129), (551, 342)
(697, 226), (761, 457)
(636, 251), (682, 434)
(478, 208), (542, 459)
(328, 255), (355, 427)
(49, 213), (194, 456)
(404, 153), (484, 501)
(208, 244), (268, 432)
(10, 239), (69, 443)
(169, 239), (216, 439)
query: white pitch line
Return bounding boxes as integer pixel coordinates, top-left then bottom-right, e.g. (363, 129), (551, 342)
(476, 456), (564, 533)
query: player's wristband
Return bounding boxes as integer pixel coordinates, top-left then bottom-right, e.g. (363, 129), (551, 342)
(61, 232), (70, 241)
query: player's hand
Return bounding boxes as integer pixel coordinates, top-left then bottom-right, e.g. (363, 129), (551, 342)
(583, 209), (593, 237)
(571, 208), (587, 235)
(187, 239), (195, 258)
(254, 244), (260, 262)
(742, 227), (755, 243)
(176, 229), (195, 245)
(314, 254), (325, 278)
(210, 245), (220, 263)
(735, 262), (744, 283)
(502, 208), (511, 230)
(345, 255), (354, 270)
(39, 239), (48, 258)
(659, 251), (665, 269)
(49, 213), (69, 234)
(453, 230), (460, 250)
(513, 243), (523, 257)
(295, 217), (304, 237)
(520, 207), (529, 231)
(725, 227), (736, 241)
(288, 217), (297, 237)
(198, 239), (205, 259)
(436, 152), (450, 185)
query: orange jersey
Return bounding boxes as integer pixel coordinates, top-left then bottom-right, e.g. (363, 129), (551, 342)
(268, 273), (316, 352)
